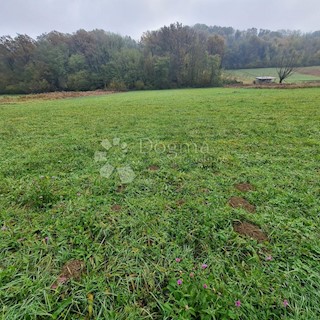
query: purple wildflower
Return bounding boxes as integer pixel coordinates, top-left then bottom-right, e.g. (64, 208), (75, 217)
(283, 300), (289, 308)
(177, 279), (183, 286)
(175, 258), (181, 262)
(203, 284), (208, 289)
(201, 263), (208, 269)
(266, 255), (273, 261)
(235, 300), (241, 307)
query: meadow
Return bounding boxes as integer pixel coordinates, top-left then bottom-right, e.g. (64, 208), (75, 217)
(224, 66), (320, 84)
(0, 88), (319, 319)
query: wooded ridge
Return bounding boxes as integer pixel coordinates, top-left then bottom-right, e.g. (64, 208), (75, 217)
(1, 23), (319, 93)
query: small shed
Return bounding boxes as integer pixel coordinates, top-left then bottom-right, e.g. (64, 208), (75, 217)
(254, 76), (276, 84)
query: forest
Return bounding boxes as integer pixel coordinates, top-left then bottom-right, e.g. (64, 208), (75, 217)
(1, 22), (320, 93)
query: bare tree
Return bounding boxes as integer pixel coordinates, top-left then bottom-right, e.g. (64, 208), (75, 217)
(276, 53), (297, 84)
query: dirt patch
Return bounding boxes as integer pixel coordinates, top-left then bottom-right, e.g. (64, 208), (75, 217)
(229, 196), (256, 213)
(61, 260), (84, 279)
(111, 204), (122, 212)
(233, 221), (268, 242)
(234, 183), (255, 192)
(298, 67), (320, 77)
(148, 165), (159, 171)
(0, 90), (117, 104)
(51, 260), (85, 289)
(176, 199), (186, 206)
(116, 184), (126, 193)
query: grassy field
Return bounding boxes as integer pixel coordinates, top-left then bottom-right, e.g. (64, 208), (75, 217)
(225, 66), (320, 84)
(0, 88), (320, 319)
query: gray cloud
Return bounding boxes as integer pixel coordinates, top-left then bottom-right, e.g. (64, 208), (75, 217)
(1, 0), (319, 39)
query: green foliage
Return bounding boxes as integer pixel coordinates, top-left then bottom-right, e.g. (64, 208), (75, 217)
(193, 25), (320, 69)
(134, 80), (145, 90)
(0, 23), (320, 94)
(0, 24), (225, 93)
(153, 56), (170, 89)
(141, 23), (224, 88)
(67, 70), (92, 91)
(1, 24), (319, 93)
(68, 54), (87, 73)
(108, 80), (127, 91)
(164, 266), (239, 319)
(15, 176), (59, 211)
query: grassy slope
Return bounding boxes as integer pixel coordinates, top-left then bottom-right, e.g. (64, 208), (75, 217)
(0, 88), (319, 319)
(225, 66), (320, 84)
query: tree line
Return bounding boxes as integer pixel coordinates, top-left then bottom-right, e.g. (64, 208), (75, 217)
(194, 24), (320, 69)
(0, 23), (319, 93)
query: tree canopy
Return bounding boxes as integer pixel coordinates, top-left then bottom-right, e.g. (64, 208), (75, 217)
(0, 23), (319, 93)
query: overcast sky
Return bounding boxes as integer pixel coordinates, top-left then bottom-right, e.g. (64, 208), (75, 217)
(1, 0), (319, 40)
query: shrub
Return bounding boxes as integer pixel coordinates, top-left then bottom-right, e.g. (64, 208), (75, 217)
(108, 80), (127, 91)
(134, 80), (145, 90)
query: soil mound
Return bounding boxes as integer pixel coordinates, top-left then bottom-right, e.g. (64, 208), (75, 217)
(233, 221), (268, 242)
(229, 196), (256, 213)
(234, 183), (255, 192)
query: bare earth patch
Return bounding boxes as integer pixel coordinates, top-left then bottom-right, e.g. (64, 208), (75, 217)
(234, 183), (255, 192)
(233, 221), (268, 242)
(298, 67), (320, 77)
(228, 196), (256, 213)
(176, 199), (186, 206)
(51, 260), (85, 289)
(148, 165), (159, 171)
(111, 204), (122, 212)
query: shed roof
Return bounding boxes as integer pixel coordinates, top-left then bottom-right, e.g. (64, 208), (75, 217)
(255, 76), (276, 80)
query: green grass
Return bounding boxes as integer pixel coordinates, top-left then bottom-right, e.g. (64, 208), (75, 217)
(0, 88), (320, 319)
(225, 66), (320, 84)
